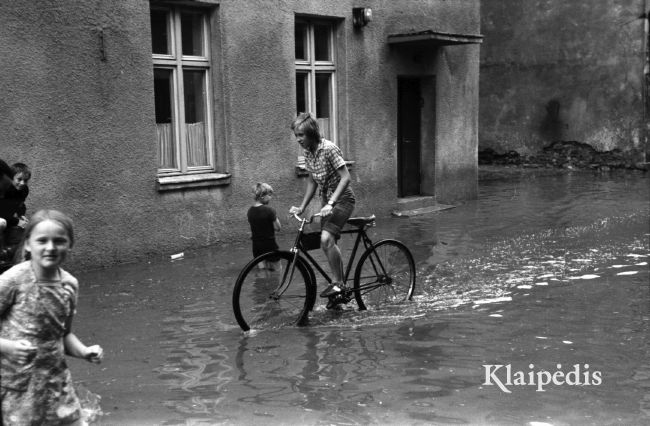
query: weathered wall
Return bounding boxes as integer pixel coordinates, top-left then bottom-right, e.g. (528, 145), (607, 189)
(0, 0), (480, 269)
(480, 0), (647, 159)
(0, 1), (158, 267)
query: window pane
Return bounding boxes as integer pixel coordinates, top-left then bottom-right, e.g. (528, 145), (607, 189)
(151, 10), (170, 55)
(295, 22), (308, 60)
(315, 73), (331, 140)
(315, 73), (331, 118)
(296, 72), (308, 115)
(181, 12), (204, 56)
(154, 69), (176, 169)
(314, 23), (331, 61)
(184, 70), (209, 167)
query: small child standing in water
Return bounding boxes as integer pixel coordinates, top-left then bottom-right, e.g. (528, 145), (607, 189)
(247, 183), (281, 269)
(0, 209), (103, 425)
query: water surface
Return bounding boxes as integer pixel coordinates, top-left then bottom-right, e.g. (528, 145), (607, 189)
(70, 170), (650, 425)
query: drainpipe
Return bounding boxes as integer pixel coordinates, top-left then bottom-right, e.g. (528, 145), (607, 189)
(641, 0), (650, 165)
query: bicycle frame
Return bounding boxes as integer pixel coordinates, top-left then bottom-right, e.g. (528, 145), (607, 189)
(232, 213), (415, 330)
(289, 214), (375, 287)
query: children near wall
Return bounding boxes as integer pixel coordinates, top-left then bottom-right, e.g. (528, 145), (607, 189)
(0, 163), (31, 262)
(5, 163), (31, 218)
(0, 209), (104, 425)
(0, 159), (17, 262)
(247, 182), (281, 269)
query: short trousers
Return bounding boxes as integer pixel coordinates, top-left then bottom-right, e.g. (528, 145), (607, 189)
(320, 198), (355, 240)
(252, 239), (279, 258)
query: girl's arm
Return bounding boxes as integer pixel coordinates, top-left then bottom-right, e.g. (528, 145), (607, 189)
(327, 165), (351, 205)
(64, 333), (103, 364)
(290, 175), (318, 215)
(320, 165), (351, 216)
(0, 337), (36, 363)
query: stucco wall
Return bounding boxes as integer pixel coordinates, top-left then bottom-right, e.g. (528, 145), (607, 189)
(480, 0), (646, 158)
(0, 0), (480, 269)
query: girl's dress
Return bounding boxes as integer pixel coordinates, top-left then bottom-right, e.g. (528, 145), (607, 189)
(0, 261), (82, 425)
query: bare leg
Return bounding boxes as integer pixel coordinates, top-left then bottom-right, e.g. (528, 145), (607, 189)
(321, 230), (344, 283)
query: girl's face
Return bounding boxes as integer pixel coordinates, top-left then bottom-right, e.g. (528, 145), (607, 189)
(25, 220), (71, 273)
(294, 128), (316, 151)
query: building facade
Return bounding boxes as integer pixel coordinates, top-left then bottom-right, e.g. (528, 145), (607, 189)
(480, 0), (648, 161)
(0, 0), (481, 269)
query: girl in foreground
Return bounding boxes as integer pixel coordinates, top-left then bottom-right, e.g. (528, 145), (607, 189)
(0, 209), (103, 425)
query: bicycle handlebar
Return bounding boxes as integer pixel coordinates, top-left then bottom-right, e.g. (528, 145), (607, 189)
(292, 212), (321, 223)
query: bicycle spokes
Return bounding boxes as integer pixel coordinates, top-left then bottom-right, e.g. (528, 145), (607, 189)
(353, 240), (416, 311)
(233, 251), (316, 331)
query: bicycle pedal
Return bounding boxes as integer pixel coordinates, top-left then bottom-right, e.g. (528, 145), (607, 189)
(326, 294), (351, 309)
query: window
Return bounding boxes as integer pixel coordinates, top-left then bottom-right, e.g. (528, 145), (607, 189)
(295, 19), (337, 143)
(151, 6), (222, 185)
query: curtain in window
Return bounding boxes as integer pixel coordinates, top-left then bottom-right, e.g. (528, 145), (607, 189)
(157, 123), (175, 169)
(317, 117), (330, 141)
(186, 122), (208, 167)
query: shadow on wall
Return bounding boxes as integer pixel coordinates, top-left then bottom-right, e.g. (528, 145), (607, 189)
(540, 99), (563, 142)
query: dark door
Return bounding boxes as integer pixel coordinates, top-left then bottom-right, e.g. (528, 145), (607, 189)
(397, 78), (421, 197)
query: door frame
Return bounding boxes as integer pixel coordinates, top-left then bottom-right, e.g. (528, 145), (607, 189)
(397, 77), (422, 197)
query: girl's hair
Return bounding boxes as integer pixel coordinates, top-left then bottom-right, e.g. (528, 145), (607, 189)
(291, 112), (321, 142)
(253, 182), (274, 201)
(19, 210), (74, 261)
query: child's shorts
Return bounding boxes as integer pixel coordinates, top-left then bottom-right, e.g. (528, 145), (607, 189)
(252, 239), (279, 258)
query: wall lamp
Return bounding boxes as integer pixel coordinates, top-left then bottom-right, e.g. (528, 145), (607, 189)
(352, 7), (372, 28)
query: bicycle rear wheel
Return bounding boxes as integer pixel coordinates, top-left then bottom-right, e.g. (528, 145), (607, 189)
(233, 251), (316, 331)
(353, 239), (415, 310)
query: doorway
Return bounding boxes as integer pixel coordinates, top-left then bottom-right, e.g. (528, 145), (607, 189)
(397, 78), (422, 197)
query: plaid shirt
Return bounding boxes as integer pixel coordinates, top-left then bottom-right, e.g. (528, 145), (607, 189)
(304, 139), (354, 203)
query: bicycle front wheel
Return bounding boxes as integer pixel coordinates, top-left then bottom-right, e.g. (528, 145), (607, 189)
(353, 239), (415, 311)
(233, 251), (316, 331)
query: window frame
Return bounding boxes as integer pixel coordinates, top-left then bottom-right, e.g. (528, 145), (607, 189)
(294, 18), (338, 145)
(152, 6), (224, 186)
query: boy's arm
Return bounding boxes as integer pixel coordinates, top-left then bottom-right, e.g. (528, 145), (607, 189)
(274, 217), (281, 232)
(0, 199), (23, 227)
(0, 159), (12, 180)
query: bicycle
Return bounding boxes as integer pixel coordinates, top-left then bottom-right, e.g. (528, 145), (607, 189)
(232, 213), (416, 331)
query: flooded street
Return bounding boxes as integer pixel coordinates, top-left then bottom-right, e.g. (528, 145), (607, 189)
(68, 169), (650, 425)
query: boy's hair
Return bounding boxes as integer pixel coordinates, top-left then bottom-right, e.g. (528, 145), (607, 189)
(11, 163), (31, 180)
(291, 112), (321, 142)
(253, 182), (274, 201)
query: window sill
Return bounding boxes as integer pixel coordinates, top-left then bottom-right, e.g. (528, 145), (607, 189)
(157, 172), (231, 191)
(295, 160), (355, 177)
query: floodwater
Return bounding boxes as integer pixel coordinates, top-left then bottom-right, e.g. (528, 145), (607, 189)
(68, 169), (650, 425)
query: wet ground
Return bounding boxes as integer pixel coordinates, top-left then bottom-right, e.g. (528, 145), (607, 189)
(67, 168), (650, 425)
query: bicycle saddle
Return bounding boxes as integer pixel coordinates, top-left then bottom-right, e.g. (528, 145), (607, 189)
(346, 215), (376, 228)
